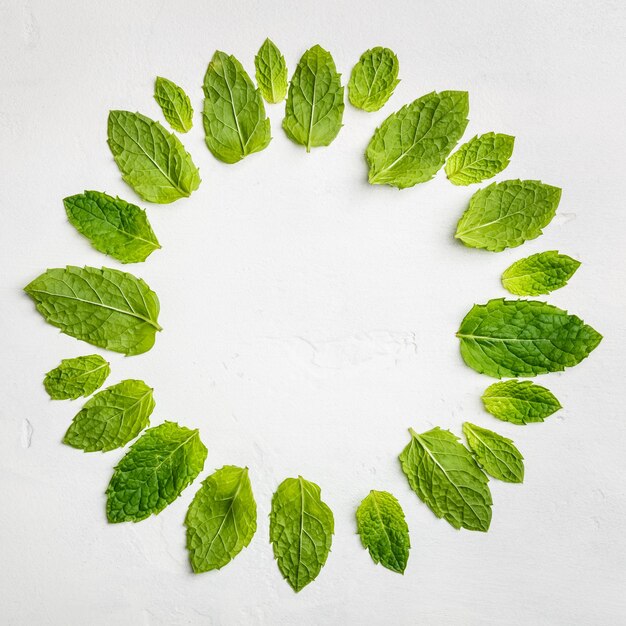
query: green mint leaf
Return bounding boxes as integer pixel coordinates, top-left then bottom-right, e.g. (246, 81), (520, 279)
(269, 476), (334, 592)
(283, 45), (344, 152)
(154, 76), (194, 133)
(63, 191), (160, 264)
(502, 250), (581, 296)
(255, 38), (288, 104)
(482, 380), (562, 425)
(356, 490), (409, 573)
(24, 265), (161, 356)
(43, 354), (110, 400)
(399, 427), (492, 532)
(203, 51), (271, 164)
(185, 465), (257, 572)
(64, 379), (154, 452)
(457, 299), (602, 378)
(106, 421), (207, 523)
(455, 180), (561, 251)
(348, 47), (400, 112)
(445, 132), (515, 185)
(107, 110), (200, 204)
(366, 90), (469, 189)
(463, 422), (524, 483)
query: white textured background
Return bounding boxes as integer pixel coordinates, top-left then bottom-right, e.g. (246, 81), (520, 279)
(1, 1), (625, 624)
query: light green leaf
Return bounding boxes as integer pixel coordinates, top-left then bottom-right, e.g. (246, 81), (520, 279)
(24, 266), (161, 356)
(255, 38), (288, 104)
(269, 476), (334, 592)
(63, 191), (160, 264)
(399, 427), (492, 532)
(106, 421), (207, 523)
(185, 466), (257, 572)
(445, 132), (515, 185)
(455, 180), (561, 251)
(482, 380), (562, 425)
(283, 45), (344, 152)
(356, 490), (409, 573)
(348, 47), (400, 112)
(502, 250), (581, 296)
(154, 76), (193, 133)
(64, 379), (154, 452)
(43, 354), (110, 400)
(107, 110), (200, 203)
(203, 51), (271, 164)
(457, 299), (602, 378)
(463, 422), (524, 483)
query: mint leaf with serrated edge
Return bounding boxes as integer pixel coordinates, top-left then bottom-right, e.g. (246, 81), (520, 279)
(366, 91), (469, 189)
(445, 132), (514, 185)
(482, 380), (562, 425)
(43, 354), (110, 400)
(356, 490), (409, 573)
(24, 266), (161, 356)
(255, 38), (288, 104)
(399, 427), (492, 532)
(106, 421), (207, 523)
(64, 191), (160, 264)
(502, 250), (581, 296)
(457, 299), (602, 378)
(348, 47), (400, 112)
(269, 476), (334, 592)
(154, 76), (194, 133)
(185, 466), (257, 572)
(463, 422), (524, 483)
(64, 379), (154, 452)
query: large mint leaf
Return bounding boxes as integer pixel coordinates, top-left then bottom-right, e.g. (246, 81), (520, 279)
(399, 427), (492, 532)
(64, 191), (160, 264)
(24, 266), (161, 356)
(154, 76), (193, 133)
(445, 132), (514, 185)
(348, 47), (399, 112)
(366, 91), (469, 189)
(482, 380), (562, 425)
(44, 354), (110, 400)
(356, 490), (409, 573)
(457, 299), (602, 378)
(502, 250), (581, 296)
(255, 38), (288, 104)
(107, 110), (200, 203)
(185, 466), (257, 572)
(283, 45), (344, 151)
(64, 379), (154, 452)
(455, 180), (561, 251)
(269, 476), (334, 592)
(203, 51), (271, 163)
(106, 421), (207, 523)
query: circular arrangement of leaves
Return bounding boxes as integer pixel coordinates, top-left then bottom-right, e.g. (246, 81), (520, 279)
(25, 41), (603, 591)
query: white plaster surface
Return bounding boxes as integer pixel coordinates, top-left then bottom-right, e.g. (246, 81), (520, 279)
(1, 1), (625, 624)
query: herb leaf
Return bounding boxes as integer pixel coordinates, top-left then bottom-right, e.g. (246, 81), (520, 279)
(348, 47), (400, 112)
(107, 110), (200, 204)
(283, 45), (344, 152)
(63, 191), (160, 264)
(24, 266), (161, 356)
(255, 38), (288, 104)
(399, 427), (492, 532)
(203, 51), (271, 163)
(356, 490), (409, 573)
(44, 354), (110, 400)
(106, 421), (207, 523)
(445, 132), (514, 185)
(457, 299), (602, 378)
(154, 76), (194, 133)
(463, 422), (524, 483)
(269, 476), (334, 592)
(455, 180), (561, 251)
(64, 379), (154, 452)
(185, 466), (257, 572)
(482, 380), (562, 425)
(502, 250), (581, 296)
